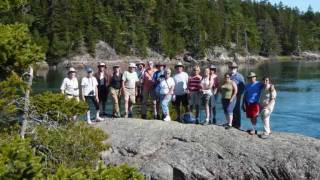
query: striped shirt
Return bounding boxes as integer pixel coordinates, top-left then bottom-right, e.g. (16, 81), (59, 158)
(188, 75), (202, 92)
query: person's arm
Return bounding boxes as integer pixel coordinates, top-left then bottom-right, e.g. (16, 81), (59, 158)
(81, 79), (85, 101)
(60, 78), (66, 94)
(231, 81), (238, 102)
(267, 85), (277, 108)
(95, 85), (99, 102)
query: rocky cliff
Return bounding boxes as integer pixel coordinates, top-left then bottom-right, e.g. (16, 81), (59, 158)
(96, 119), (320, 180)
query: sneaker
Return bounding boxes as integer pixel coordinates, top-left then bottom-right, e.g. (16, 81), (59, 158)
(260, 134), (270, 139)
(202, 121), (209, 126)
(225, 125), (232, 130)
(153, 115), (158, 120)
(124, 114), (128, 118)
(248, 129), (257, 135)
(163, 115), (171, 122)
(96, 116), (104, 122)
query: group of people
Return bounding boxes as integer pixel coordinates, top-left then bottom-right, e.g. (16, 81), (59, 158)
(60, 61), (276, 138)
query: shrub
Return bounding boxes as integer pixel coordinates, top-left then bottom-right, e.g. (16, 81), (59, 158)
(31, 122), (109, 173)
(0, 135), (43, 179)
(30, 92), (87, 122)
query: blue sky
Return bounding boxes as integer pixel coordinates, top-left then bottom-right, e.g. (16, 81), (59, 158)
(265, 0), (320, 12)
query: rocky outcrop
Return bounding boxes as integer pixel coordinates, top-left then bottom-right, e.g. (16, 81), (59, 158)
(292, 51), (320, 61)
(96, 119), (320, 180)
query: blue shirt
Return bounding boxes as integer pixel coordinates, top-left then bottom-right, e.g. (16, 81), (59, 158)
(152, 70), (165, 87)
(230, 72), (245, 95)
(244, 81), (264, 104)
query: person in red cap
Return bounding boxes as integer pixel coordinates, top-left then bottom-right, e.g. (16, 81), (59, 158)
(94, 62), (109, 116)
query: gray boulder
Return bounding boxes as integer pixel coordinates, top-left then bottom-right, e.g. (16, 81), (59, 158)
(96, 119), (320, 180)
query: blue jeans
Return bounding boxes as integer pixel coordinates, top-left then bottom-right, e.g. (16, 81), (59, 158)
(160, 94), (172, 116)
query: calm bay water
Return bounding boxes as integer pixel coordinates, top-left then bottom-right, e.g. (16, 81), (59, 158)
(32, 61), (320, 138)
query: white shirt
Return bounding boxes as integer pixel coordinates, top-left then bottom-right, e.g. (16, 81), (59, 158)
(201, 77), (213, 95)
(122, 71), (139, 89)
(173, 72), (189, 95)
(81, 77), (98, 96)
(60, 77), (79, 96)
(159, 77), (175, 95)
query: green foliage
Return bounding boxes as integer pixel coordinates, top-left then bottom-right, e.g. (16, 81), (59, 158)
(31, 122), (109, 172)
(0, 0), (27, 12)
(0, 24), (45, 78)
(0, 72), (26, 126)
(30, 92), (87, 122)
(48, 163), (144, 180)
(0, 135), (43, 180)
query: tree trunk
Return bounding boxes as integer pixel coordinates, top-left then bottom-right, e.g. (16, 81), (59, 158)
(20, 66), (33, 139)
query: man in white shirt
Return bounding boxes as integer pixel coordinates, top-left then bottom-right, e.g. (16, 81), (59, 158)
(122, 63), (139, 118)
(60, 67), (79, 101)
(81, 67), (103, 124)
(173, 62), (189, 121)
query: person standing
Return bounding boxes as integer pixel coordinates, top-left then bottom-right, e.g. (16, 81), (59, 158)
(229, 62), (245, 129)
(152, 63), (166, 119)
(187, 66), (202, 121)
(259, 76), (277, 139)
(209, 65), (219, 124)
(243, 72), (264, 135)
(60, 67), (80, 101)
(136, 61), (146, 103)
(122, 63), (139, 118)
(200, 68), (214, 125)
(81, 67), (103, 124)
(220, 73), (238, 129)
(110, 65), (122, 118)
(173, 62), (189, 121)
(141, 61), (156, 119)
(94, 62), (109, 116)
(159, 69), (175, 121)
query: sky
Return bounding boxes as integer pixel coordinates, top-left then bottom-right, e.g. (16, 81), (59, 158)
(265, 0), (320, 12)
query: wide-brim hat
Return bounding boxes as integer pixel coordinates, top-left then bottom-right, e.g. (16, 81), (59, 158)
(136, 61), (146, 67)
(175, 62), (184, 68)
(129, 63), (137, 68)
(68, 67), (76, 73)
(247, 72), (257, 78)
(228, 62), (238, 68)
(97, 62), (107, 67)
(209, 65), (217, 70)
(86, 67), (93, 73)
(156, 63), (166, 67)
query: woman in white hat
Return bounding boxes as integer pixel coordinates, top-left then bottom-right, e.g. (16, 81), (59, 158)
(122, 63), (139, 118)
(259, 76), (277, 139)
(60, 67), (80, 101)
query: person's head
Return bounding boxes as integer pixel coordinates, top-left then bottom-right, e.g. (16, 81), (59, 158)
(193, 66), (200, 76)
(97, 62), (106, 72)
(175, 62), (184, 73)
(209, 65), (217, 75)
(204, 68), (210, 77)
(228, 62), (238, 74)
(147, 61), (154, 69)
(113, 65), (120, 73)
(136, 61), (145, 70)
(164, 68), (172, 79)
(156, 63), (165, 71)
(247, 72), (257, 83)
(68, 67), (76, 78)
(128, 63), (136, 72)
(224, 73), (231, 82)
(86, 67), (94, 77)
(262, 76), (271, 85)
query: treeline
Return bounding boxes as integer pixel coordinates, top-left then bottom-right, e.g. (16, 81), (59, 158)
(1, 0), (320, 64)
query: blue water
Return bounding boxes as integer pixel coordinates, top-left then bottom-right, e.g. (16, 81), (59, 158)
(32, 61), (320, 138)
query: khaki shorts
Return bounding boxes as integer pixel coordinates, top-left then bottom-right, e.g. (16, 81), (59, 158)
(124, 88), (136, 104)
(189, 91), (200, 106)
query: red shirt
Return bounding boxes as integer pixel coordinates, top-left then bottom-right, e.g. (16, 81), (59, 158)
(188, 75), (202, 92)
(142, 68), (155, 91)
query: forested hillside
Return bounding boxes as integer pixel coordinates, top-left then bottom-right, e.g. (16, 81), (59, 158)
(1, 0), (320, 65)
